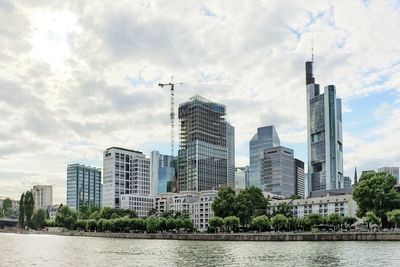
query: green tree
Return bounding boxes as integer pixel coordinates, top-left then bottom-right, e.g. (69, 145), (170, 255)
(97, 219), (105, 231)
(353, 172), (400, 227)
(146, 216), (159, 233)
(326, 213), (343, 231)
(306, 213), (322, 229)
(87, 219), (97, 231)
(79, 206), (90, 219)
(148, 208), (158, 216)
(182, 218), (193, 232)
(18, 193), (25, 227)
(387, 210), (400, 229)
(76, 219), (88, 231)
(208, 216), (224, 233)
(224, 216), (240, 232)
(271, 214), (288, 231)
(31, 209), (47, 230)
(273, 203), (293, 218)
(289, 195), (301, 200)
(100, 207), (113, 219)
(212, 186), (236, 218)
(251, 215), (270, 232)
(2, 198), (12, 218)
(365, 211), (380, 230)
(158, 217), (167, 232)
(234, 187), (268, 226)
(102, 219), (112, 232)
(343, 216), (357, 230)
(55, 205), (78, 230)
(23, 191), (35, 228)
(166, 217), (176, 231)
(89, 211), (101, 221)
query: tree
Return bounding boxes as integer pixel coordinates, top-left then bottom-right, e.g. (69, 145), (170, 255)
(55, 205), (78, 230)
(251, 215), (270, 232)
(289, 195), (301, 200)
(18, 193), (25, 228)
(387, 209), (400, 229)
(146, 216), (159, 233)
(100, 207), (113, 219)
(234, 187), (268, 226)
(353, 172), (400, 227)
(273, 203), (293, 218)
(148, 208), (158, 216)
(208, 217), (224, 233)
(2, 198), (12, 218)
(166, 217), (176, 231)
(343, 216), (357, 230)
(271, 214), (288, 231)
(31, 209), (47, 230)
(212, 186), (236, 218)
(224, 216), (240, 232)
(326, 213), (343, 231)
(306, 213), (322, 229)
(365, 211), (380, 230)
(79, 206), (90, 219)
(182, 218), (193, 232)
(23, 191), (35, 228)
(76, 219), (88, 231)
(87, 219), (97, 231)
(89, 211), (101, 221)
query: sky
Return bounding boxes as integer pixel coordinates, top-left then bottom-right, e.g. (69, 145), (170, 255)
(0, 0), (399, 204)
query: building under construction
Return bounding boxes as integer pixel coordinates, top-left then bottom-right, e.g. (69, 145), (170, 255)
(178, 95), (233, 191)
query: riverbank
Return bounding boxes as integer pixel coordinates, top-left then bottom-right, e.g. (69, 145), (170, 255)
(3, 229), (400, 241)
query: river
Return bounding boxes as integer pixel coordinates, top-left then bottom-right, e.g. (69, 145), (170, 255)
(1, 233), (399, 266)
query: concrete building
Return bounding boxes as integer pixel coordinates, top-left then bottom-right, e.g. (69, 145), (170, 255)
(261, 146), (295, 197)
(102, 147), (150, 209)
(178, 96), (228, 191)
(150, 151), (176, 197)
(294, 159), (305, 198)
(235, 166), (249, 189)
(226, 123), (235, 188)
(154, 190), (217, 231)
(268, 194), (357, 218)
(249, 126), (280, 188)
(377, 167), (400, 183)
(306, 59), (344, 195)
(32, 185), (53, 209)
(67, 164), (101, 211)
(120, 195), (154, 218)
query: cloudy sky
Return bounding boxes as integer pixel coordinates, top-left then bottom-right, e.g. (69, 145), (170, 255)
(1, 0), (399, 203)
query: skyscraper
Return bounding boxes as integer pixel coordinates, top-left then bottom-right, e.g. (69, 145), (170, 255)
(235, 166), (249, 189)
(226, 122), (235, 188)
(178, 95), (228, 191)
(32, 185), (53, 209)
(102, 147), (150, 208)
(150, 151), (176, 196)
(306, 60), (344, 193)
(261, 146), (295, 197)
(249, 126), (280, 188)
(294, 159), (305, 198)
(67, 164), (101, 211)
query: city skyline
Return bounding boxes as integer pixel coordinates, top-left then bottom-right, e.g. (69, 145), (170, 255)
(1, 1), (400, 203)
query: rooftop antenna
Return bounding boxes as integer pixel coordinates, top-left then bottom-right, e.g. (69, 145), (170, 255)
(311, 38), (314, 62)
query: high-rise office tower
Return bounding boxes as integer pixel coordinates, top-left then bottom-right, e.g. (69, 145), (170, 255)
(294, 159), (305, 198)
(178, 95), (228, 191)
(235, 166), (250, 189)
(377, 167), (400, 183)
(102, 147), (150, 208)
(32, 185), (53, 209)
(306, 60), (344, 193)
(261, 146), (295, 197)
(343, 176), (352, 189)
(226, 123), (235, 188)
(150, 151), (176, 196)
(67, 164), (101, 211)
(249, 126), (280, 188)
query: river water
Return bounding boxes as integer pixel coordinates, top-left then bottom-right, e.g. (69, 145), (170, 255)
(1, 233), (400, 266)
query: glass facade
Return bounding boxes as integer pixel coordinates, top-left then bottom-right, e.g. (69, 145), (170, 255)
(249, 126), (280, 188)
(178, 96), (228, 191)
(67, 164), (101, 211)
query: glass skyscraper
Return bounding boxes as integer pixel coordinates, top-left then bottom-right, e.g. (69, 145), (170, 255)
(306, 60), (344, 193)
(67, 164), (101, 211)
(151, 151), (176, 196)
(226, 123), (235, 188)
(249, 126), (280, 188)
(178, 95), (229, 191)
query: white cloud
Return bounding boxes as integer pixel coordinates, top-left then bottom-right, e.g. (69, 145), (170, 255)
(1, 0), (399, 202)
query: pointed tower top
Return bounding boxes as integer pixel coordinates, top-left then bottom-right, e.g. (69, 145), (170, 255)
(354, 167), (358, 185)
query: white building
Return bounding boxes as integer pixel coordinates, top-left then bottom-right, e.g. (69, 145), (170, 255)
(102, 147), (151, 208)
(268, 194), (357, 218)
(154, 190), (217, 231)
(120, 195), (154, 218)
(32, 185), (53, 209)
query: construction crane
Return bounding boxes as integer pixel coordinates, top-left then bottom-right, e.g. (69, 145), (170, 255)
(158, 77), (182, 192)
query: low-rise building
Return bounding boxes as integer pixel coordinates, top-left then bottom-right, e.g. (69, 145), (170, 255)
(154, 190), (217, 231)
(268, 194), (357, 218)
(120, 195), (154, 218)
(32, 185), (53, 209)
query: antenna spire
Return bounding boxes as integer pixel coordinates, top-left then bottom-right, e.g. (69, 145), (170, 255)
(311, 38), (314, 62)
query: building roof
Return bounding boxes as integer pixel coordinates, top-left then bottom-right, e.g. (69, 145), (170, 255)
(105, 147), (143, 154)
